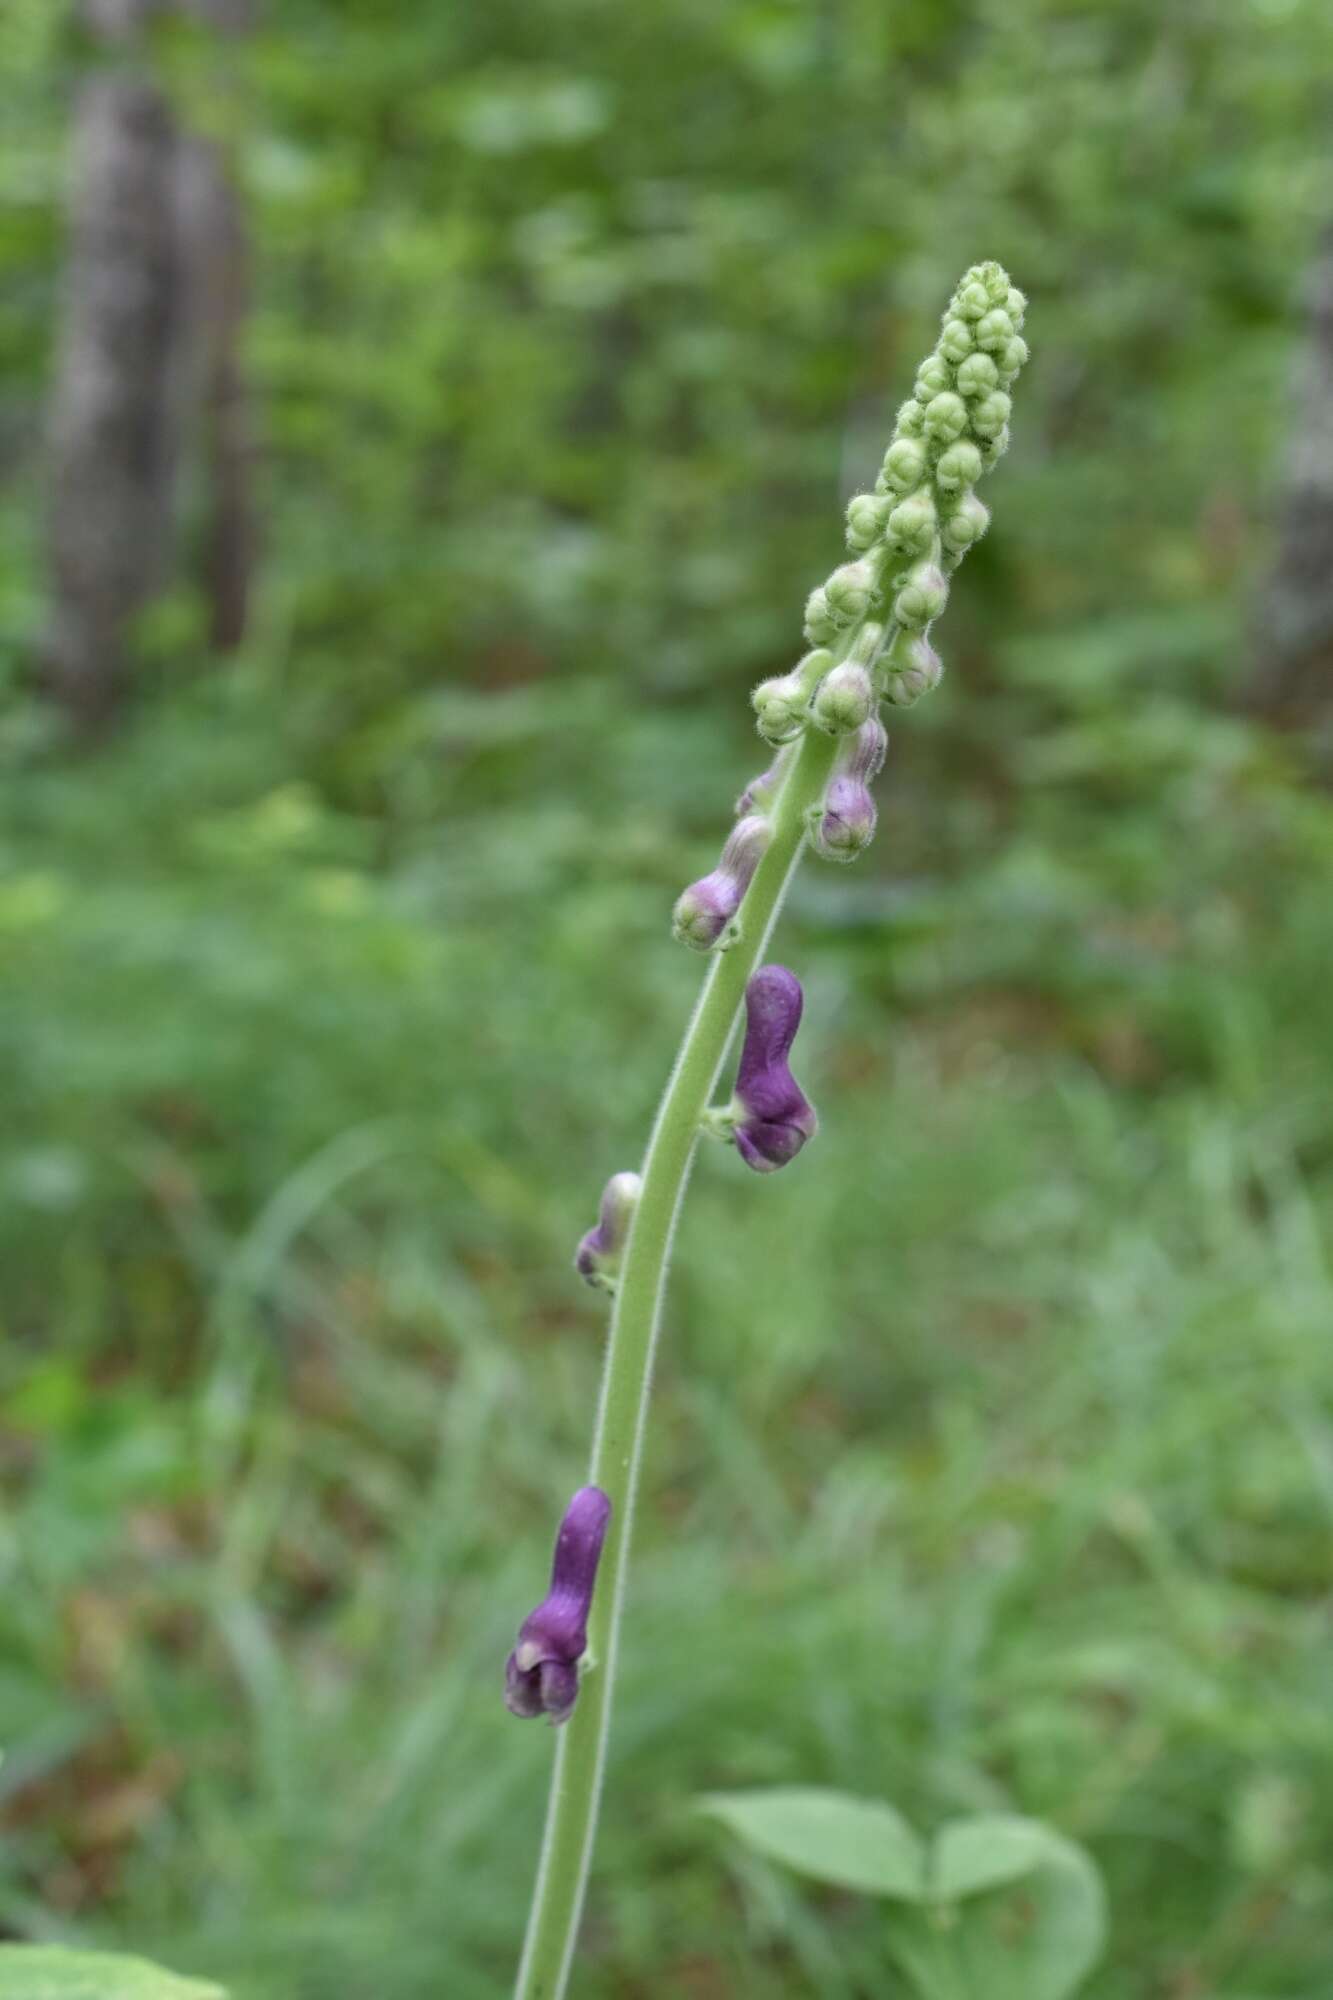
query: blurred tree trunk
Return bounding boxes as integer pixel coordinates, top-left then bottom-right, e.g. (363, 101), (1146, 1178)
(46, 0), (253, 732)
(1248, 224), (1333, 762)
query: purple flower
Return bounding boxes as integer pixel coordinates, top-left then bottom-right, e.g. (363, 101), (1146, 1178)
(731, 965), (818, 1173)
(672, 814), (770, 951)
(505, 1486), (612, 1725)
(811, 717), (888, 862)
(574, 1171), (641, 1292)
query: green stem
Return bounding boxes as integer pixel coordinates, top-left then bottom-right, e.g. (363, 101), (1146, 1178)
(514, 723), (839, 2000)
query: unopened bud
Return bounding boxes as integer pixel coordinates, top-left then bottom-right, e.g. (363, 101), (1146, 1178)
(1005, 286), (1027, 327)
(880, 633), (943, 707)
(997, 335), (1029, 381)
(753, 649), (831, 742)
(894, 398), (928, 437)
(735, 740), (795, 817)
(811, 660), (876, 735)
(975, 309), (1014, 353)
(915, 355), (953, 400)
(886, 489), (937, 558)
(893, 560), (948, 630)
(881, 437), (927, 492)
(956, 352), (999, 398)
(934, 441), (983, 494)
(845, 491), (892, 553)
(672, 815), (770, 950)
(968, 390), (1012, 441)
(942, 493), (991, 553)
(803, 586), (839, 647)
(938, 318), (974, 363)
(810, 717), (887, 861)
(824, 560), (877, 623)
(574, 1171), (642, 1291)
(955, 280), (991, 320)
(923, 391), (968, 441)
(977, 426), (1010, 468)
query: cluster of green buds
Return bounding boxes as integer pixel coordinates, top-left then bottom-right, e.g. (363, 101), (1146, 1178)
(670, 264), (1027, 953)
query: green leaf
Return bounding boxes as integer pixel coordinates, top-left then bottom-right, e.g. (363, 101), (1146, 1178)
(699, 1786), (928, 1901)
(889, 1821), (1107, 2000)
(0, 1947), (226, 2000)
(931, 1815), (1047, 1901)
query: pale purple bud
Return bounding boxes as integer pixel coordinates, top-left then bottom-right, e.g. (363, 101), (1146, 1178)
(735, 739), (795, 817)
(880, 634), (943, 708)
(673, 814), (770, 951)
(504, 1486), (612, 1725)
(731, 966), (818, 1173)
(811, 718), (888, 862)
(574, 1171), (641, 1291)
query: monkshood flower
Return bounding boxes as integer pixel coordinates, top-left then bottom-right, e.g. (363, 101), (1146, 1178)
(673, 813), (770, 950)
(730, 965), (817, 1173)
(811, 716), (888, 862)
(574, 1172), (641, 1292)
(505, 1486), (612, 1725)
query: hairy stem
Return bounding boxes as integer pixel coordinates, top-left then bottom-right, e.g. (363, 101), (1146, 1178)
(514, 722), (839, 1999)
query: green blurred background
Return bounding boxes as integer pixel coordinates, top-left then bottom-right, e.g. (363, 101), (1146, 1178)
(3, 2), (1333, 1994)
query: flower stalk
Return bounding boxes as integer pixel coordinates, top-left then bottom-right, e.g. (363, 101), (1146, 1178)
(511, 262), (1028, 1999)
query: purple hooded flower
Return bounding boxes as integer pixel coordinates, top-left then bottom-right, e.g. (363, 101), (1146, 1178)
(505, 1486), (612, 1725)
(574, 1171), (641, 1292)
(672, 814), (770, 951)
(811, 716), (888, 862)
(730, 965), (818, 1173)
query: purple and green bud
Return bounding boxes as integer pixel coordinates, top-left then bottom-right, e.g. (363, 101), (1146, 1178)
(810, 716), (888, 862)
(880, 633), (943, 708)
(735, 739), (795, 817)
(504, 1486), (612, 1725)
(729, 966), (818, 1173)
(575, 1171), (642, 1292)
(673, 813), (770, 950)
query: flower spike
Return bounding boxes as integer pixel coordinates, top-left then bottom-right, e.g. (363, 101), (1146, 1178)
(505, 1486), (612, 1725)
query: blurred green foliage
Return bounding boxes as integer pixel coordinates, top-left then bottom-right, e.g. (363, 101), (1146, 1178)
(1, 0), (1333, 1995)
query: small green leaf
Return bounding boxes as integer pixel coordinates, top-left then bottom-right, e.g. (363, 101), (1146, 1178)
(0, 1947), (226, 2000)
(931, 1815), (1047, 1901)
(699, 1786), (928, 1901)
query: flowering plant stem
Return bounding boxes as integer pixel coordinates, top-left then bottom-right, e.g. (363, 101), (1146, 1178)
(514, 722), (839, 2000)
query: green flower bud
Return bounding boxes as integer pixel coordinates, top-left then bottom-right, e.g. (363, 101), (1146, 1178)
(924, 391), (968, 441)
(955, 351), (999, 398)
(938, 318), (974, 364)
(811, 659), (877, 735)
(825, 560), (877, 623)
(895, 399), (927, 437)
(886, 489), (937, 558)
(969, 390), (1012, 440)
(754, 649), (833, 740)
(1005, 286), (1028, 327)
(955, 280), (990, 320)
(982, 264), (1011, 306)
(934, 441), (983, 494)
(803, 586), (839, 647)
(997, 335), (1029, 382)
(881, 437), (927, 492)
(844, 491), (892, 554)
(915, 356), (953, 400)
(847, 618), (887, 669)
(893, 560), (948, 630)
(975, 309), (1014, 353)
(942, 493), (990, 553)
(880, 635), (943, 707)
(977, 426), (1010, 468)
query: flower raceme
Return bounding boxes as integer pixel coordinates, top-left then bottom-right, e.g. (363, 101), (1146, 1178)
(504, 1487), (612, 1726)
(729, 966), (817, 1173)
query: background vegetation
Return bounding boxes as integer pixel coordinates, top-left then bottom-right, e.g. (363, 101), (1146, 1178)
(2, 2), (1332, 1994)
